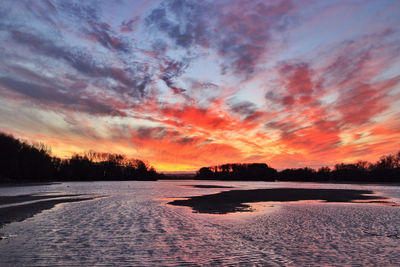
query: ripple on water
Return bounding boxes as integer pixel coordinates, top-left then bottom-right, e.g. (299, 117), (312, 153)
(0, 181), (400, 266)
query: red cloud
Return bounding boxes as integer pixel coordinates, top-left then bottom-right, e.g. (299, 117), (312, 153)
(130, 126), (243, 170)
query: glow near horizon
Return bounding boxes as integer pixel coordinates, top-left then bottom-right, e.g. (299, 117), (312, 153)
(0, 0), (399, 171)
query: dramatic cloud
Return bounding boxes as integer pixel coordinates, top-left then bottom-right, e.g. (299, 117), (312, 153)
(146, 0), (295, 77)
(0, 0), (399, 171)
(130, 125), (243, 170)
(0, 76), (125, 116)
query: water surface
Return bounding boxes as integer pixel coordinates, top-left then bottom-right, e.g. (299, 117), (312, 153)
(1, 181), (400, 266)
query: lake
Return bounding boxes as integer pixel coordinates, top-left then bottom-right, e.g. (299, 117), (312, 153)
(1, 181), (400, 266)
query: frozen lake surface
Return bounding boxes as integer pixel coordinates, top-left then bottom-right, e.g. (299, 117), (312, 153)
(1, 181), (400, 266)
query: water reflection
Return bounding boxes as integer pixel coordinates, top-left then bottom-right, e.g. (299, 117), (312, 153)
(0, 181), (399, 266)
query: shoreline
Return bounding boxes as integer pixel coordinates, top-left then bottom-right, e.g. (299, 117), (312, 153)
(158, 179), (400, 187)
(0, 194), (84, 205)
(1, 180), (400, 188)
(0, 195), (99, 231)
(0, 182), (60, 188)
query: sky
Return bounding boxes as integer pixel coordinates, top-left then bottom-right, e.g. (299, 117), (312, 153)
(0, 0), (400, 172)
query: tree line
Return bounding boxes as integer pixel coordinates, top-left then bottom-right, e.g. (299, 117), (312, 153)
(196, 152), (400, 183)
(1, 131), (399, 183)
(197, 163), (277, 181)
(0, 132), (161, 183)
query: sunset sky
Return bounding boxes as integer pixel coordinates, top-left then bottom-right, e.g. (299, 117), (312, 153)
(0, 0), (399, 172)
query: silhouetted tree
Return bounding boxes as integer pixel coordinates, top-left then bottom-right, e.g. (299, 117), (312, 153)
(278, 167), (317, 181)
(195, 150), (400, 183)
(317, 166), (331, 181)
(0, 133), (56, 182)
(196, 163), (277, 181)
(0, 132), (160, 183)
(1, 132), (399, 183)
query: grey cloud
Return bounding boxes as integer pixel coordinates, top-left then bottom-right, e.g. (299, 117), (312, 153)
(10, 30), (149, 96)
(120, 17), (140, 33)
(85, 21), (130, 53)
(0, 76), (125, 116)
(230, 101), (257, 116)
(230, 100), (265, 123)
(161, 59), (190, 95)
(146, 0), (295, 78)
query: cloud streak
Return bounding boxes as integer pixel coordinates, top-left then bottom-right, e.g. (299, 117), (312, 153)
(0, 0), (399, 171)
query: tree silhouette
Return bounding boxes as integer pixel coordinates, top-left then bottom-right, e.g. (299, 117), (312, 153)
(195, 151), (400, 183)
(196, 163), (277, 181)
(1, 131), (399, 183)
(0, 132), (159, 183)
